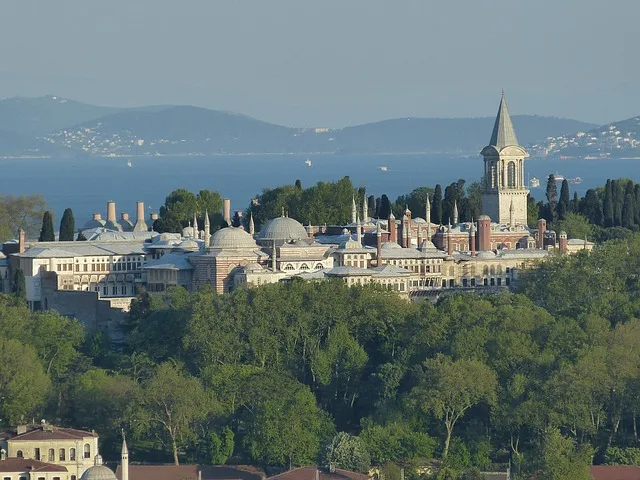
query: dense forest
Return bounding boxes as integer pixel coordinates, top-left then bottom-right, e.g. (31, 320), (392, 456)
(3, 231), (640, 479)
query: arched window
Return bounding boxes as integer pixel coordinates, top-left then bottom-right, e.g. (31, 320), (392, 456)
(16, 450), (23, 458)
(83, 444), (91, 459)
(300, 263), (309, 270)
(284, 263), (294, 271)
(48, 449), (55, 462)
(483, 266), (489, 275)
(59, 448), (65, 461)
(315, 264), (324, 270)
(70, 448), (76, 461)
(490, 265), (496, 275)
(507, 162), (516, 188)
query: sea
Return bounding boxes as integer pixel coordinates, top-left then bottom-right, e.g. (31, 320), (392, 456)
(2, 153), (640, 225)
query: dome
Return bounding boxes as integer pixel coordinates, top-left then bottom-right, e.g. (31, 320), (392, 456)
(80, 456), (116, 480)
(381, 242), (402, 250)
(182, 226), (196, 238)
(412, 217), (427, 225)
(477, 250), (496, 259)
(559, 230), (568, 237)
(478, 215), (491, 221)
(209, 227), (258, 249)
(244, 262), (263, 273)
(177, 239), (200, 251)
(258, 217), (308, 245)
(341, 237), (362, 249)
(418, 240), (437, 251)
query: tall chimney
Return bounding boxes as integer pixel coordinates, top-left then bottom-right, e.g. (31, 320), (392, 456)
(121, 213), (129, 221)
(107, 201), (117, 224)
(93, 213), (102, 221)
(447, 225), (453, 256)
(19, 229), (25, 254)
(417, 227), (423, 246)
(537, 218), (547, 249)
(478, 215), (491, 251)
(133, 201), (149, 232)
(389, 213), (397, 244)
(559, 231), (568, 253)
(223, 199), (231, 225)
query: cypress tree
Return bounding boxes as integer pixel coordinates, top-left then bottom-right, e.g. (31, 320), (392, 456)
(634, 184), (640, 225)
(603, 180), (614, 228)
(432, 184), (443, 224)
(59, 208), (75, 241)
(612, 179), (623, 226)
(545, 174), (558, 223)
(572, 191), (580, 213)
(558, 179), (570, 220)
(76, 230), (87, 241)
(38, 211), (55, 241)
(379, 195), (391, 219)
(13, 268), (26, 300)
(580, 189), (603, 226)
(622, 181), (636, 228)
(367, 195), (376, 218)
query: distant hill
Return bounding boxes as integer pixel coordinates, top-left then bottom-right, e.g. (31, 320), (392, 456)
(0, 95), (600, 156)
(531, 115), (640, 158)
(42, 105), (597, 156)
(0, 95), (122, 136)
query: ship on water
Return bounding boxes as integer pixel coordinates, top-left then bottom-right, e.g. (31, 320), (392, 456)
(529, 176), (540, 188)
(305, 158), (312, 167)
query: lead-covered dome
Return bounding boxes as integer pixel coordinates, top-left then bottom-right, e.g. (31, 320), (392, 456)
(258, 217), (308, 246)
(80, 456), (116, 480)
(209, 226), (258, 250)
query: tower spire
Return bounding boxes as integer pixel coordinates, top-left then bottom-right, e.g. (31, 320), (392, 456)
(249, 212), (255, 236)
(121, 430), (129, 480)
(489, 92), (519, 149)
(453, 200), (459, 225)
(351, 196), (357, 224)
(192, 212), (198, 237)
(362, 194), (368, 222)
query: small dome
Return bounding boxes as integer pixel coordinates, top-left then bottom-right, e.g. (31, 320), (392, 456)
(80, 456), (116, 480)
(209, 227), (258, 249)
(341, 237), (362, 249)
(477, 250), (496, 259)
(478, 215), (491, 221)
(244, 262), (263, 273)
(182, 226), (195, 238)
(258, 217), (308, 245)
(559, 230), (568, 237)
(412, 217), (427, 224)
(381, 242), (402, 250)
(418, 240), (437, 251)
(177, 239), (200, 251)
(527, 235), (535, 241)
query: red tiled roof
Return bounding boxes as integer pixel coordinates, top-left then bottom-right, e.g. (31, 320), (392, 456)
(8, 425), (97, 442)
(115, 464), (265, 480)
(0, 457), (68, 473)
(591, 466), (640, 480)
(268, 466), (368, 480)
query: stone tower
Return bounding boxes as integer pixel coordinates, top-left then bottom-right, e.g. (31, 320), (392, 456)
(481, 93), (529, 226)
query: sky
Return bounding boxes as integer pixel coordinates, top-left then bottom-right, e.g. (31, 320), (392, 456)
(0, 0), (638, 127)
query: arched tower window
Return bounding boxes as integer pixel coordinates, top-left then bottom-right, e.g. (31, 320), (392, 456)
(507, 162), (516, 188)
(83, 444), (91, 459)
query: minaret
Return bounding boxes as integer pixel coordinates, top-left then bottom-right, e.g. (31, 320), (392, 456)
(351, 196), (357, 224)
(426, 196), (432, 239)
(204, 210), (211, 247)
(453, 200), (459, 225)
(249, 213), (255, 236)
(481, 92), (529, 225)
(356, 216), (362, 245)
(362, 195), (368, 222)
(121, 431), (129, 480)
(192, 212), (199, 237)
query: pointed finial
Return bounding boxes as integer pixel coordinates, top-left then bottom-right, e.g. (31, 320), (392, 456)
(281, 207), (285, 217)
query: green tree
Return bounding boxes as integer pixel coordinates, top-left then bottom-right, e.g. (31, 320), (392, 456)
(580, 189), (602, 226)
(394, 187), (434, 220)
(38, 210), (55, 241)
(198, 427), (234, 465)
(558, 179), (570, 220)
(554, 213), (593, 241)
(71, 369), (141, 444)
(246, 378), (334, 469)
(12, 268), (26, 300)
(379, 195), (391, 219)
(0, 339), (51, 424)
(59, 208), (75, 241)
(0, 194), (47, 242)
(140, 363), (210, 465)
(622, 181), (636, 228)
(603, 180), (614, 227)
(530, 428), (593, 480)
(76, 230), (87, 241)
(433, 184), (443, 224)
(360, 421), (435, 465)
(323, 432), (371, 472)
(410, 355), (497, 458)
(527, 194), (540, 228)
(546, 174), (558, 223)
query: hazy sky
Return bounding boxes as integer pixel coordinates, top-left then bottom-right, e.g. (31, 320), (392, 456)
(1, 0), (638, 127)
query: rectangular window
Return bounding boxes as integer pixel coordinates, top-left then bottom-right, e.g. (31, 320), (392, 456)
(34, 448), (40, 460)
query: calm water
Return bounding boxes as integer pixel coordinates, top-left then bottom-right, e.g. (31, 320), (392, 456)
(2, 154), (640, 225)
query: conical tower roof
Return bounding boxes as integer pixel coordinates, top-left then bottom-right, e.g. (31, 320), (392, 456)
(489, 92), (519, 149)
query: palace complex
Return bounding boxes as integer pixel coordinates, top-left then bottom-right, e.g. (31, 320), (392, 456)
(0, 94), (593, 339)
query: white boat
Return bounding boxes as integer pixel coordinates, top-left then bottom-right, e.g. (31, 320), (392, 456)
(305, 158), (312, 167)
(553, 172), (565, 181)
(529, 176), (540, 188)
(127, 160), (133, 167)
(379, 166), (388, 172)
